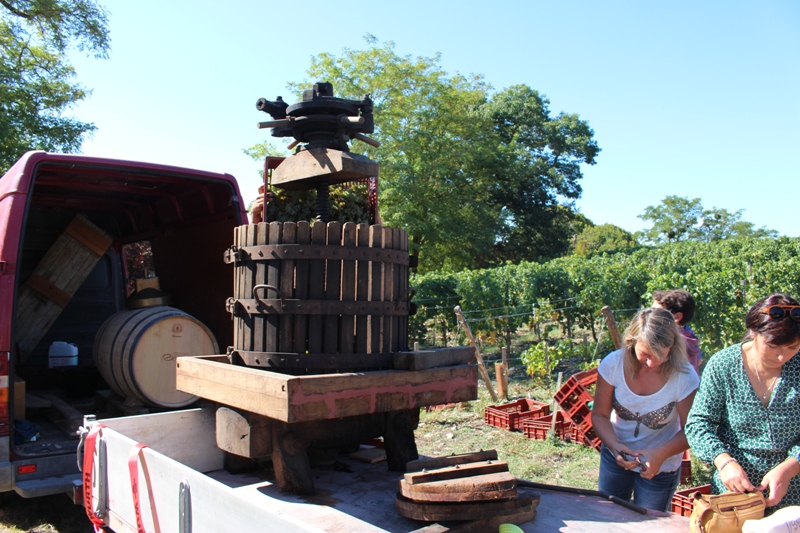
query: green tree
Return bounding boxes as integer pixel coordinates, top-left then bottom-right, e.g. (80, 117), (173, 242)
(638, 196), (778, 245)
(637, 195), (703, 244)
(286, 36), (599, 272)
(479, 85), (600, 265)
(573, 223), (637, 257)
(0, 0), (109, 172)
(697, 207), (778, 242)
(289, 36), (496, 272)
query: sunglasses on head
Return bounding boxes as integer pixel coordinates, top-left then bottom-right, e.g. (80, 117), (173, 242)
(760, 305), (800, 323)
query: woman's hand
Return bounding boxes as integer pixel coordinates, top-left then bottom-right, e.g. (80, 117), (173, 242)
(758, 459), (800, 507)
(718, 459), (756, 493)
(637, 448), (666, 480)
(614, 444), (643, 472)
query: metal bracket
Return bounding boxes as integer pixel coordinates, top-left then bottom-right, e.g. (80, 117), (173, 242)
(223, 246), (243, 264)
(179, 479), (192, 533)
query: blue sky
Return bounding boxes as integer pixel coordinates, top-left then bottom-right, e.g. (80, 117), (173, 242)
(66, 1), (800, 236)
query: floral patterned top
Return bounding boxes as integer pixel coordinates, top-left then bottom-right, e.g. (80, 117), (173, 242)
(685, 342), (800, 510)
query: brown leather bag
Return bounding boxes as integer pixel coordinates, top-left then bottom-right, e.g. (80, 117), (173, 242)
(690, 491), (766, 533)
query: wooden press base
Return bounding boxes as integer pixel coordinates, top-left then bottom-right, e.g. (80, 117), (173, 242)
(216, 405), (419, 495)
(178, 354), (478, 494)
(176, 355), (478, 423)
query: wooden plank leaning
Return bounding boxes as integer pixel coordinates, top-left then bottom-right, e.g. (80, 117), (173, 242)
(454, 305), (498, 402)
(16, 214), (112, 360)
(600, 306), (623, 349)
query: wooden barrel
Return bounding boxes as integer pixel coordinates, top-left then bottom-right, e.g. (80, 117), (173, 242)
(94, 306), (219, 407)
(225, 221), (411, 374)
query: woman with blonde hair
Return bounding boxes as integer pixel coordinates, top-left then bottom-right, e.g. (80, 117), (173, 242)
(592, 307), (700, 511)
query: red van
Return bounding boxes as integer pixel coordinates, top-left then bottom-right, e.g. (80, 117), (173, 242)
(0, 151), (247, 498)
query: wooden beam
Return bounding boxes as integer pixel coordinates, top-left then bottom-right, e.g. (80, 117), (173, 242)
(176, 356), (477, 423)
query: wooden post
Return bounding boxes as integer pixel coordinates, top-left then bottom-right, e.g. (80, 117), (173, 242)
(495, 362), (507, 400)
(501, 347), (509, 400)
(600, 306), (623, 349)
(454, 306), (498, 402)
(550, 371), (563, 438)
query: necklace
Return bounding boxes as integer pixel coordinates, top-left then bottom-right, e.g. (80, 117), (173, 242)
(752, 355), (778, 400)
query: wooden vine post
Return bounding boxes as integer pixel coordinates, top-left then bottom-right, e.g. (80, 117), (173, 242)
(600, 306), (623, 349)
(454, 306), (498, 402)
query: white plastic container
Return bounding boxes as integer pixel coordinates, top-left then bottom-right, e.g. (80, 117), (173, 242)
(48, 341), (78, 368)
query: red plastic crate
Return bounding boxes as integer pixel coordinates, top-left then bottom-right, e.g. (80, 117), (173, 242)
(555, 369), (598, 449)
(570, 419), (602, 450)
(484, 399), (550, 431)
(671, 484), (711, 517)
(522, 411), (570, 440)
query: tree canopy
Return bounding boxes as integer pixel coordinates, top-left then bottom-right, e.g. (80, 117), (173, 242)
(573, 223), (638, 257)
(265, 36), (599, 272)
(0, 0), (109, 172)
(638, 195), (777, 244)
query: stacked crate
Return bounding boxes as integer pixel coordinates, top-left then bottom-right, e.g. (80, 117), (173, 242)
(521, 411), (572, 441)
(670, 484), (710, 517)
(553, 368), (601, 450)
(484, 399), (550, 431)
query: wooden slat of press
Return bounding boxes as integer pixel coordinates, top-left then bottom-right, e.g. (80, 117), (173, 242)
(279, 222), (296, 353)
(240, 225), (255, 352)
(307, 221), (326, 355)
(293, 221), (311, 355)
(323, 222), (342, 355)
(369, 226), (383, 354)
(400, 229), (409, 351)
(339, 222), (356, 355)
(391, 227), (401, 352)
(406, 450), (499, 472)
(252, 223), (268, 353)
(382, 227), (394, 354)
(266, 222), (282, 353)
(233, 226), (242, 351)
(355, 224), (370, 355)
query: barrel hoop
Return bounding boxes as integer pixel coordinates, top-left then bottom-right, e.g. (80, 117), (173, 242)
(228, 298), (408, 316)
(126, 308), (186, 404)
(224, 244), (409, 266)
(230, 349), (395, 370)
(106, 307), (153, 399)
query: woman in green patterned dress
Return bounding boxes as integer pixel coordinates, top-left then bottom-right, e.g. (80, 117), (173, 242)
(685, 293), (800, 510)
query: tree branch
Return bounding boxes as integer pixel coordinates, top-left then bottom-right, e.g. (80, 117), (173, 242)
(0, 0), (34, 19)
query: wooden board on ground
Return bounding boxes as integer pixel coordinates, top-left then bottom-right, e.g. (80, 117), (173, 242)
(37, 392), (85, 438)
(404, 461), (509, 485)
(349, 447), (387, 464)
(406, 450), (498, 472)
(396, 492), (539, 522)
(399, 472), (518, 502)
(16, 214), (112, 360)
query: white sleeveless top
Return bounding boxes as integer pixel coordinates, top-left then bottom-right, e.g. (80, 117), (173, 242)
(598, 349), (699, 473)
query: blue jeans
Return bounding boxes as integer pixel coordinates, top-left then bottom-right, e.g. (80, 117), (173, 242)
(598, 444), (681, 512)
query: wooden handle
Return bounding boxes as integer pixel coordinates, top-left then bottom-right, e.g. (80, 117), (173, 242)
(353, 133), (381, 147)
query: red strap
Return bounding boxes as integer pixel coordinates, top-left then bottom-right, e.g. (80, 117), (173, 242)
(82, 424), (108, 532)
(128, 443), (149, 533)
